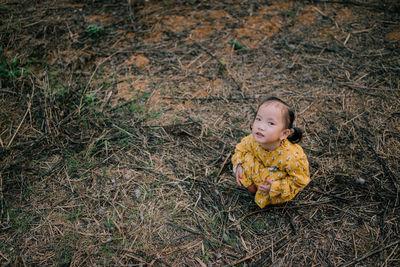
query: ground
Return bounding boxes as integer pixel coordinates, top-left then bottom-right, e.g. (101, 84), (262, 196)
(0, 0), (399, 266)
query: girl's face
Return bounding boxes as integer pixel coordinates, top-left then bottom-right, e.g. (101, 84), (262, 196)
(252, 102), (290, 151)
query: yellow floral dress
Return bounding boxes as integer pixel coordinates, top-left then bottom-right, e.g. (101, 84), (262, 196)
(232, 135), (310, 208)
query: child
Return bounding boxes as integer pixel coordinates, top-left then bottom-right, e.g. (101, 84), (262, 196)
(232, 96), (310, 208)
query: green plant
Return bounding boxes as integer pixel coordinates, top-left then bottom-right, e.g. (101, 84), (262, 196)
(87, 25), (104, 38)
(82, 92), (98, 114)
(66, 153), (80, 173)
(0, 55), (22, 84)
(55, 88), (67, 102)
(222, 231), (237, 246)
(129, 102), (146, 114)
(126, 91), (157, 120)
(253, 218), (270, 231)
(288, 9), (293, 18)
(84, 92), (97, 107)
(56, 245), (72, 266)
(104, 216), (115, 232)
(149, 108), (161, 118)
(203, 252), (210, 262)
(66, 207), (83, 221)
(8, 209), (32, 233)
(229, 40), (244, 50)
(86, 137), (105, 158)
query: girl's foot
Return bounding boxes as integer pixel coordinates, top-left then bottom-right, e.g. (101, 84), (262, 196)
(247, 184), (257, 194)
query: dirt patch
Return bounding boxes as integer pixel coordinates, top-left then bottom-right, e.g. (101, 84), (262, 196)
(85, 14), (114, 27)
(386, 28), (400, 40)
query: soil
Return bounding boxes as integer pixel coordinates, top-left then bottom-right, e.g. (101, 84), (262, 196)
(1, 0), (399, 266)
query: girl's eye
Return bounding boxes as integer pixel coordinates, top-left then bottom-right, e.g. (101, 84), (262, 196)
(268, 122), (274, 125)
(256, 117), (261, 121)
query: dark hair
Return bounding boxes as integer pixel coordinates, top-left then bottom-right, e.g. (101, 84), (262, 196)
(255, 96), (303, 144)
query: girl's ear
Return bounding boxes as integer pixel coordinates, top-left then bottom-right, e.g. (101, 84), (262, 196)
(280, 128), (291, 140)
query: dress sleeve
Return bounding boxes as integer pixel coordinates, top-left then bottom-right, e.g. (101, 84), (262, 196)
(268, 149), (310, 204)
(232, 135), (259, 187)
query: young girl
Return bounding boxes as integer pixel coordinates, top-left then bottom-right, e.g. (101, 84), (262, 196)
(232, 97), (310, 208)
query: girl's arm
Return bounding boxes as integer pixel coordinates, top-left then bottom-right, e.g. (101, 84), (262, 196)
(232, 135), (261, 188)
(234, 164), (258, 193)
(268, 154), (310, 204)
(234, 164), (243, 186)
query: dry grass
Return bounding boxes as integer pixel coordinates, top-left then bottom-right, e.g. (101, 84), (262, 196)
(1, 0), (399, 266)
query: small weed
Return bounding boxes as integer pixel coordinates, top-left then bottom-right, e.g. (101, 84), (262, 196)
(8, 209), (32, 233)
(140, 91), (151, 100)
(24, 185), (34, 199)
(129, 102), (146, 114)
(66, 207), (83, 221)
(50, 69), (60, 77)
(104, 216), (115, 232)
(55, 244), (73, 266)
(126, 91), (157, 120)
(66, 153), (80, 173)
(84, 92), (97, 107)
(253, 219), (270, 231)
(82, 92), (99, 114)
(208, 238), (220, 249)
(229, 40), (244, 50)
(87, 137), (105, 158)
(222, 231), (237, 246)
(0, 241), (14, 257)
(87, 25), (104, 39)
(0, 55), (23, 85)
(102, 80), (111, 88)
(131, 241), (150, 253)
(49, 69), (67, 101)
(149, 109), (161, 118)
(100, 237), (124, 261)
(55, 88), (67, 102)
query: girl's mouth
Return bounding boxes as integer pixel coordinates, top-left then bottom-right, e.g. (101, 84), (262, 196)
(255, 132), (264, 137)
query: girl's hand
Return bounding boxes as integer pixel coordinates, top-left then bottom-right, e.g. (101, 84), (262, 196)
(258, 178), (271, 194)
(235, 164), (243, 186)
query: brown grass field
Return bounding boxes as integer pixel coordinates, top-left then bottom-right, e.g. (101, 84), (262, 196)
(0, 0), (399, 265)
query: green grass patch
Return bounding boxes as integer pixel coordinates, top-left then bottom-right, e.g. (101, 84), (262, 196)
(87, 25), (104, 39)
(8, 209), (32, 233)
